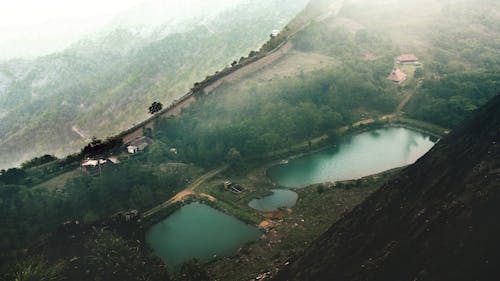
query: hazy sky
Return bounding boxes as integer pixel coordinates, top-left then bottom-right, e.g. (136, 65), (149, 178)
(0, 0), (241, 59)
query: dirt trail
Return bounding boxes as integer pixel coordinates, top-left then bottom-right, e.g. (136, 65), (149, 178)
(143, 165), (227, 218)
(396, 80), (423, 114)
(71, 125), (87, 140)
(199, 193), (217, 202)
(396, 92), (413, 113)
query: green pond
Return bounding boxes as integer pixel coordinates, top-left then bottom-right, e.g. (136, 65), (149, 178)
(269, 127), (436, 188)
(146, 203), (261, 267)
(248, 189), (298, 212)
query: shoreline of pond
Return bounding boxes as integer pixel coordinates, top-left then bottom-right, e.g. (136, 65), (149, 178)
(265, 125), (439, 188)
(142, 122), (442, 229)
(140, 123), (442, 267)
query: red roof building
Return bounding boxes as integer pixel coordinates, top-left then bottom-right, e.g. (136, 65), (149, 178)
(386, 69), (407, 83)
(397, 54), (419, 64)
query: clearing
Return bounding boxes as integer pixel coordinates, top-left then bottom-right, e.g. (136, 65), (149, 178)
(33, 170), (85, 191)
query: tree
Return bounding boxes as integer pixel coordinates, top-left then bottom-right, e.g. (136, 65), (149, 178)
(225, 148), (245, 172)
(414, 68), (424, 79)
(0, 168), (27, 185)
(21, 154), (58, 169)
(327, 130), (340, 144)
(81, 136), (122, 158)
(11, 257), (63, 281)
(148, 102), (163, 114)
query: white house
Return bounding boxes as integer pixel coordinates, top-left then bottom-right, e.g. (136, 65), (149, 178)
(108, 156), (121, 164)
(126, 136), (153, 154)
(81, 159), (107, 167)
(127, 145), (139, 154)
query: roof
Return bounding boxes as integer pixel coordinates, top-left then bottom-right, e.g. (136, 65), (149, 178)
(127, 146), (138, 154)
(108, 157), (120, 164)
(81, 160), (98, 167)
(397, 54), (418, 62)
(259, 220), (273, 229)
(386, 69), (407, 83)
(81, 159), (107, 167)
(128, 136), (152, 150)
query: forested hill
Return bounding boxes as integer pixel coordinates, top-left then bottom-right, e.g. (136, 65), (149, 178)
(2, 0), (499, 170)
(273, 95), (500, 281)
(151, 0), (499, 166)
(0, 0), (308, 169)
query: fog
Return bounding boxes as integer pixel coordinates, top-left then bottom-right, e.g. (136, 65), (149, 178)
(0, 0), (245, 60)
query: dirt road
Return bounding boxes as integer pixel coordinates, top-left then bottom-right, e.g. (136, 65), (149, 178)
(143, 165), (228, 218)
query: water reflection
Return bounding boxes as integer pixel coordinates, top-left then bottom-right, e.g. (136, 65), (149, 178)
(269, 127), (436, 188)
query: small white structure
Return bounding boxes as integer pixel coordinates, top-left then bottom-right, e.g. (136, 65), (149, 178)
(126, 136), (152, 154)
(81, 159), (98, 167)
(169, 148), (178, 154)
(81, 159), (107, 167)
(127, 145), (139, 154)
(270, 29), (280, 37)
(108, 156), (121, 164)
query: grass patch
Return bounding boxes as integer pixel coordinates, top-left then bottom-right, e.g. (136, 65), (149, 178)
(32, 170), (85, 191)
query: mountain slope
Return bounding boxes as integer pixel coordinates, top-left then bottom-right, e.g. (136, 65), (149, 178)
(274, 94), (500, 280)
(151, 0), (499, 166)
(0, 0), (308, 169)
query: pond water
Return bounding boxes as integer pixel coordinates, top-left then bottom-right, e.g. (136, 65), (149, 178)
(268, 127), (435, 188)
(248, 189), (299, 212)
(146, 203), (261, 267)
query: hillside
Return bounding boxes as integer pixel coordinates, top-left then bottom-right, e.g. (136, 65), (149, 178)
(274, 95), (500, 280)
(1, 0), (500, 280)
(0, 0), (308, 169)
(2, 0), (499, 170)
(148, 0), (499, 166)
(13, 211), (171, 281)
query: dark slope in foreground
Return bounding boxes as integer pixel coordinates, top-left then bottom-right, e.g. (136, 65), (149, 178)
(274, 95), (500, 281)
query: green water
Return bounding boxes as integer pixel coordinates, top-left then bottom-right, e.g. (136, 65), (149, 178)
(269, 127), (436, 188)
(248, 189), (298, 212)
(146, 203), (261, 267)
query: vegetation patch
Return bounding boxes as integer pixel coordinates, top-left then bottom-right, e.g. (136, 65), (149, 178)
(203, 172), (397, 281)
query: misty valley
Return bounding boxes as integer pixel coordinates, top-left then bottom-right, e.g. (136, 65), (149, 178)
(0, 0), (499, 280)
